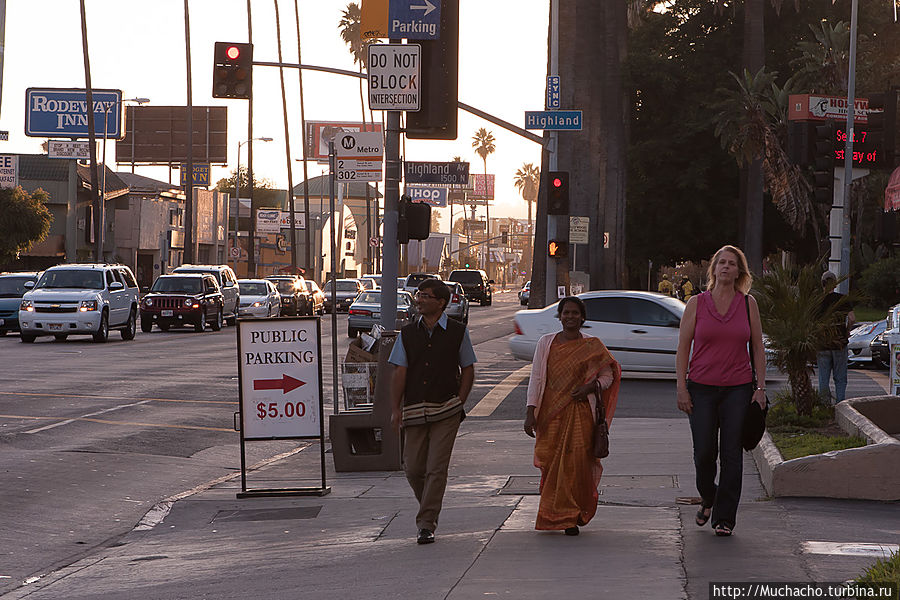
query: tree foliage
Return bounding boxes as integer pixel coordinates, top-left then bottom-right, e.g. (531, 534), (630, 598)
(216, 167), (276, 197)
(0, 187), (53, 264)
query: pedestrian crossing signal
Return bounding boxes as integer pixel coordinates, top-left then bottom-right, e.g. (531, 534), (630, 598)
(548, 239), (567, 258)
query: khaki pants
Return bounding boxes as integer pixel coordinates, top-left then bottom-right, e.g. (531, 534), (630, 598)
(403, 413), (461, 531)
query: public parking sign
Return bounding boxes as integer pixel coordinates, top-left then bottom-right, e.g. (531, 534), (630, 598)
(368, 43), (420, 111)
(404, 160), (468, 184)
(25, 88), (123, 138)
(237, 318), (323, 440)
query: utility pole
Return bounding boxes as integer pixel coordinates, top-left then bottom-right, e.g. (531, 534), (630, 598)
(544, 0), (559, 305)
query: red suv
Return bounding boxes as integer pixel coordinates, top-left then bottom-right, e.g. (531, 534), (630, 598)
(140, 274), (225, 332)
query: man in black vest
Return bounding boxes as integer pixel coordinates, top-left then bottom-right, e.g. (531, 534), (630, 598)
(389, 278), (476, 545)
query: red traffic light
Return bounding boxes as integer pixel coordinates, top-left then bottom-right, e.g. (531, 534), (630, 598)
(226, 45), (241, 60)
(552, 177), (563, 188)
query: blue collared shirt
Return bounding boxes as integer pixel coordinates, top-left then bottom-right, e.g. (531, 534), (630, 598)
(388, 313), (476, 368)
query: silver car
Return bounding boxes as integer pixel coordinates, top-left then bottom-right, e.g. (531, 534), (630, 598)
(238, 279), (280, 318)
(441, 281), (469, 324)
(347, 290), (417, 338)
(848, 320), (887, 367)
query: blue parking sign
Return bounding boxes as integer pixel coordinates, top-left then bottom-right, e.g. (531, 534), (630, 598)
(389, 0), (441, 40)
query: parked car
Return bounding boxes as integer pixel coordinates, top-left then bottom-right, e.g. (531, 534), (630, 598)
(403, 272), (438, 295)
(172, 264), (240, 325)
(347, 290), (416, 338)
(303, 280), (326, 315)
(848, 320), (887, 367)
(441, 281), (469, 324)
(141, 274), (225, 332)
(266, 275), (311, 316)
(448, 269), (494, 306)
(360, 274), (382, 290)
(323, 278), (364, 313)
(509, 290), (685, 371)
(19, 263), (140, 343)
(869, 331), (889, 370)
(519, 280), (531, 306)
(238, 279), (280, 319)
(0, 272), (40, 336)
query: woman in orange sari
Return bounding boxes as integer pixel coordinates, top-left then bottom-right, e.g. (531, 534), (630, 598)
(524, 296), (621, 535)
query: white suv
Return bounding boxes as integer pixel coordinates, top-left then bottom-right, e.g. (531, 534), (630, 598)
(19, 264), (140, 343)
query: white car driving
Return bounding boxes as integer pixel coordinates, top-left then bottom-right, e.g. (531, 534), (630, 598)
(509, 290), (685, 371)
(237, 279), (281, 318)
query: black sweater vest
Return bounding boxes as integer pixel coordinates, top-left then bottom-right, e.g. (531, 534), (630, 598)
(401, 317), (465, 410)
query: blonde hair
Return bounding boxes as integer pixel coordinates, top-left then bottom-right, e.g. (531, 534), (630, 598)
(706, 245), (752, 294)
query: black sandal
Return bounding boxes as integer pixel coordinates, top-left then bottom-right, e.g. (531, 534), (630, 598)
(714, 522), (733, 536)
(695, 504), (712, 526)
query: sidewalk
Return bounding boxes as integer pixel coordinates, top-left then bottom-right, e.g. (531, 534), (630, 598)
(7, 413), (897, 600)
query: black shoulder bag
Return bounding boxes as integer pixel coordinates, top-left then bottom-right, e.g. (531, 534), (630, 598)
(743, 294), (769, 451)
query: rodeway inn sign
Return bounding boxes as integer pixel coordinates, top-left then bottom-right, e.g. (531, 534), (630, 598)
(25, 88), (123, 139)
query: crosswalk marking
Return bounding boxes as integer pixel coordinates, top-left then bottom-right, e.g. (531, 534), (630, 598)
(468, 365), (531, 417)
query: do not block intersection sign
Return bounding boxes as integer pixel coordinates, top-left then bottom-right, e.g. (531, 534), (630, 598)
(368, 43), (421, 111)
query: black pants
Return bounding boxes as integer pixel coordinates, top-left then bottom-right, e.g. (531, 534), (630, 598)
(687, 380), (752, 528)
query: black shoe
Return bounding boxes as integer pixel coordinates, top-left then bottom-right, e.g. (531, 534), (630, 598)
(416, 528), (435, 544)
(564, 526), (579, 536)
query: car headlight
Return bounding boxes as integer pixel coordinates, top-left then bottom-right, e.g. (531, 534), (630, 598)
(252, 301), (263, 307)
(184, 298), (194, 308)
(20, 300), (33, 312)
(144, 298), (153, 307)
(79, 300), (98, 312)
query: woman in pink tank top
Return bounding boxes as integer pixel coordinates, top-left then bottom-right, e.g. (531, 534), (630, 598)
(675, 245), (767, 537)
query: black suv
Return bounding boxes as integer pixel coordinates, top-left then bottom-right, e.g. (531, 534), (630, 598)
(266, 276), (312, 316)
(448, 269), (494, 306)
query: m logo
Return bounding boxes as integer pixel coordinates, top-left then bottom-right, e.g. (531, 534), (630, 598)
(340, 135), (356, 150)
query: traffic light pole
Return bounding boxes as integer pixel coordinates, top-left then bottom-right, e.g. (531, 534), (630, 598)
(545, 0), (560, 306)
(381, 103), (401, 331)
(838, 0), (859, 295)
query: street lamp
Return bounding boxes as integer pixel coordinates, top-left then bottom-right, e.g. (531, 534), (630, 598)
(235, 137), (273, 271)
(98, 97), (149, 261)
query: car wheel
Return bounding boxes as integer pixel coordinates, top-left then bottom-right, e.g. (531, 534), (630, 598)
(347, 326), (357, 338)
(211, 308), (223, 331)
(226, 313), (237, 326)
(54, 334), (68, 341)
(141, 318), (153, 333)
(194, 310), (207, 333)
(121, 308), (137, 340)
(92, 311), (109, 343)
(20, 334), (36, 343)
(159, 322), (170, 332)
(0, 330), (7, 336)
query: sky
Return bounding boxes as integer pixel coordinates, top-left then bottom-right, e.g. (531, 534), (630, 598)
(0, 0), (550, 230)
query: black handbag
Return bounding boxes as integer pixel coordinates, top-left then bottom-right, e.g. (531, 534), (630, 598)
(593, 380), (610, 458)
(742, 295), (769, 451)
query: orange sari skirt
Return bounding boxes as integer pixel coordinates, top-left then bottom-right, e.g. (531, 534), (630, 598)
(534, 336), (617, 530)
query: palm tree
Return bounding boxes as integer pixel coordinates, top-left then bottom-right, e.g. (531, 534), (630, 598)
(472, 128), (495, 271)
(753, 262), (854, 416)
(713, 68), (817, 242)
(514, 163), (540, 275)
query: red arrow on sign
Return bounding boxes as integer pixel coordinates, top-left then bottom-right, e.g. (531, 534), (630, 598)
(253, 374), (306, 394)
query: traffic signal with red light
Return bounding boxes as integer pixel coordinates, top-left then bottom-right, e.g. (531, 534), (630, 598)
(548, 239), (568, 258)
(547, 171), (569, 215)
(213, 42), (253, 99)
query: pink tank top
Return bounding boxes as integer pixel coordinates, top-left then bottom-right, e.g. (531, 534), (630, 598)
(688, 291), (753, 386)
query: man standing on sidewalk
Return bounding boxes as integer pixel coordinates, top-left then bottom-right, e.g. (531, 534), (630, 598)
(817, 271), (855, 404)
(389, 279), (476, 545)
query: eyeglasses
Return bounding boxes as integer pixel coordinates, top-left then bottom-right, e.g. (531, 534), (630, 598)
(414, 292), (436, 299)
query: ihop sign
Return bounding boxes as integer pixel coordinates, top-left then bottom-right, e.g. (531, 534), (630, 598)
(25, 88), (123, 138)
(405, 185), (447, 207)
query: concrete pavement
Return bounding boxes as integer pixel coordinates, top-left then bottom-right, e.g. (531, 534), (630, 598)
(5, 409), (898, 600)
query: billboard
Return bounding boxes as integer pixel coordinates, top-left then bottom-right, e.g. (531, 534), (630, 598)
(115, 105), (227, 165)
(25, 88), (122, 138)
(470, 174), (495, 200)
